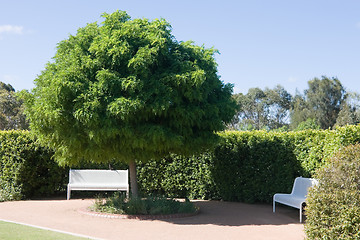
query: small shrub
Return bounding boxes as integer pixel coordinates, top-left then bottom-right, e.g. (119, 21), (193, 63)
(305, 144), (360, 239)
(92, 193), (197, 215)
(0, 179), (22, 202)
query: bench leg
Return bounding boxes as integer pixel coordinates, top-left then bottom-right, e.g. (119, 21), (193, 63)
(273, 200), (276, 213)
(299, 202), (306, 223)
(67, 187), (71, 200)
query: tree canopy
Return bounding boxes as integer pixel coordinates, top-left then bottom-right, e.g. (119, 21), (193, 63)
(22, 11), (236, 167)
(0, 82), (28, 130)
(291, 76), (346, 129)
(230, 85), (291, 130)
(305, 76), (346, 129)
(335, 91), (360, 127)
(231, 76), (358, 131)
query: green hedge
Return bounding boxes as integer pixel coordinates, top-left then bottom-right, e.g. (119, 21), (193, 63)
(211, 131), (301, 202)
(293, 126), (360, 176)
(137, 153), (218, 200)
(0, 131), (68, 201)
(138, 126), (360, 203)
(0, 131), (128, 202)
(2, 125), (360, 203)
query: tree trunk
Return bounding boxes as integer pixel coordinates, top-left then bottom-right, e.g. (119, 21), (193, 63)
(128, 160), (138, 198)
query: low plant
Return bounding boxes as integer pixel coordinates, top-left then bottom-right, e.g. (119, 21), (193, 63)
(0, 179), (22, 202)
(91, 193), (197, 215)
(305, 144), (360, 239)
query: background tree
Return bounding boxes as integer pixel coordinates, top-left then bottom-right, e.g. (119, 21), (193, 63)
(335, 91), (360, 127)
(21, 11), (237, 197)
(294, 118), (321, 131)
(265, 85), (292, 129)
(0, 82), (28, 130)
(290, 92), (312, 130)
(290, 76), (346, 129)
(306, 76), (345, 129)
(230, 85), (291, 130)
(231, 88), (268, 130)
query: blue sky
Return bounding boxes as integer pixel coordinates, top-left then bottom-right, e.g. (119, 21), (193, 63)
(1, 0), (360, 95)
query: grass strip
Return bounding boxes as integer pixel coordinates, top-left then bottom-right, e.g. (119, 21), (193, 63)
(0, 220), (89, 240)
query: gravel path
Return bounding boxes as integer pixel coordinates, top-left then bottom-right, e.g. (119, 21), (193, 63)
(0, 198), (305, 240)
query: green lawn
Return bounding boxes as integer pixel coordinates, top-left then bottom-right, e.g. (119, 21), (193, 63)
(0, 221), (89, 240)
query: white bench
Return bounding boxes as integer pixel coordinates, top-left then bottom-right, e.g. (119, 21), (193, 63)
(67, 169), (129, 200)
(273, 177), (318, 222)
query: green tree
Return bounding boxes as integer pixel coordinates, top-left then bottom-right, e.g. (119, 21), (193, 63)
(306, 76), (345, 129)
(233, 88), (268, 130)
(21, 11), (236, 197)
(230, 85), (291, 130)
(290, 92), (311, 130)
(290, 76), (346, 129)
(265, 85), (292, 129)
(294, 118), (320, 131)
(335, 91), (360, 127)
(335, 104), (356, 127)
(0, 82), (28, 130)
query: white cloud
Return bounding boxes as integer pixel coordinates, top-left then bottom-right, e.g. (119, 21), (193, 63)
(0, 25), (24, 35)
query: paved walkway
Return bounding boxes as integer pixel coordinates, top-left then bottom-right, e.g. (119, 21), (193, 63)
(0, 198), (305, 240)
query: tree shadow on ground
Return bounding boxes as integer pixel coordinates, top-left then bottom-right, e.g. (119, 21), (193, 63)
(28, 196), (304, 227)
(161, 200), (304, 227)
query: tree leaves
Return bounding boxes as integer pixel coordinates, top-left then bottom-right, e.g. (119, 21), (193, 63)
(292, 76), (346, 129)
(22, 10), (237, 166)
(0, 82), (28, 130)
(231, 85), (291, 130)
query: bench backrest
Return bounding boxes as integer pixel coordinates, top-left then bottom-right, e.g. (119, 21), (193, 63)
(291, 177), (318, 198)
(69, 169), (128, 185)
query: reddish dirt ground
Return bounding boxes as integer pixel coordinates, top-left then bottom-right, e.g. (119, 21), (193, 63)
(0, 198), (305, 240)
